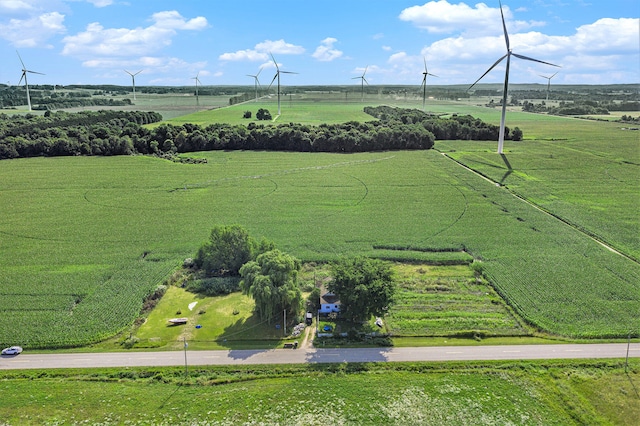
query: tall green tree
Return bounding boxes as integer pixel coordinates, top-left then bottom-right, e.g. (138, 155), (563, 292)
(239, 249), (302, 323)
(328, 257), (397, 323)
(195, 224), (273, 277)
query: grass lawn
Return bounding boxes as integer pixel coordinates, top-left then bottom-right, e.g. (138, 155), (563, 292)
(135, 286), (287, 350)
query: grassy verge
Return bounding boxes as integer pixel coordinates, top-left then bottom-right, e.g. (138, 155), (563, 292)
(0, 359), (636, 425)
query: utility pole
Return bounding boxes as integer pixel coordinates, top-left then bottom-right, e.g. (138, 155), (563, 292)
(625, 332), (630, 373)
(284, 309), (287, 336)
(183, 337), (188, 378)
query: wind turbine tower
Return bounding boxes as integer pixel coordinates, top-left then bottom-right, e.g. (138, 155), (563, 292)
(192, 73), (202, 106)
(124, 70), (142, 101)
(539, 72), (558, 101)
(352, 66), (368, 102)
(247, 68), (262, 102)
(267, 53), (297, 116)
(468, 1), (559, 154)
(420, 58), (438, 111)
(17, 51), (44, 112)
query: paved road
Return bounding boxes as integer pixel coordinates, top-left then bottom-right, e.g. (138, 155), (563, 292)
(1, 343), (638, 370)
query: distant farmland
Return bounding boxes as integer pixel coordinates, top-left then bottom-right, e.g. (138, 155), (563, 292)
(0, 98), (638, 347)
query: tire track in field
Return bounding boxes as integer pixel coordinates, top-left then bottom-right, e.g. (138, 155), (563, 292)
(440, 152), (637, 263)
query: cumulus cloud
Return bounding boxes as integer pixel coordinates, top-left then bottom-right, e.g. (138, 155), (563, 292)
(0, 11), (65, 47)
(312, 37), (343, 62)
(399, 0), (543, 35)
(219, 38), (304, 61)
(62, 10), (207, 58)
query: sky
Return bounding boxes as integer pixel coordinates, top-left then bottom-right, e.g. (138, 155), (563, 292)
(0, 0), (638, 87)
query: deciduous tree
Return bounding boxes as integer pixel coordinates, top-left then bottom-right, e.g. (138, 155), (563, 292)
(328, 257), (396, 323)
(239, 249), (302, 323)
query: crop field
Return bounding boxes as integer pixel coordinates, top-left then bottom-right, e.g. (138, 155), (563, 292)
(0, 97), (638, 347)
(386, 264), (528, 337)
(0, 360), (637, 425)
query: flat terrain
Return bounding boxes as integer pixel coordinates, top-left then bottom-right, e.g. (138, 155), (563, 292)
(0, 96), (638, 348)
(0, 359), (637, 425)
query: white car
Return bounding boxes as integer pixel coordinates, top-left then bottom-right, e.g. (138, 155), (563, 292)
(1, 346), (23, 355)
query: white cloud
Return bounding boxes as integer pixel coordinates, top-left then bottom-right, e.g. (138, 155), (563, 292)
(399, 0), (543, 36)
(382, 45), (392, 51)
(0, 11), (65, 47)
(220, 38), (304, 62)
(86, 0), (113, 7)
(312, 37), (343, 62)
(62, 11), (207, 58)
(255, 39), (305, 55)
(219, 49), (268, 62)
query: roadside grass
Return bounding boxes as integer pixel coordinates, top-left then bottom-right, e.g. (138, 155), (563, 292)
(0, 359), (636, 425)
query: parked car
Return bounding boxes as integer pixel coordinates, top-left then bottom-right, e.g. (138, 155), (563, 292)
(1, 346), (23, 355)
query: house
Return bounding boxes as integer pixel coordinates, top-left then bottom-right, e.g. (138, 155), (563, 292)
(319, 289), (340, 315)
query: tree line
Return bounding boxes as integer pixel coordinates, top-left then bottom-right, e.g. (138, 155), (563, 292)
(1, 106), (512, 160)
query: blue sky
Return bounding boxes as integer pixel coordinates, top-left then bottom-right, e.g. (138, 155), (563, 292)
(0, 0), (638, 87)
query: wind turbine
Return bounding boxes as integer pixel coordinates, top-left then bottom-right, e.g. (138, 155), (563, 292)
(247, 68), (262, 102)
(17, 51), (44, 112)
(124, 70), (142, 101)
(420, 58), (438, 111)
(468, 1), (559, 154)
(192, 72), (201, 106)
(352, 66), (368, 102)
(267, 53), (297, 115)
(539, 72), (558, 101)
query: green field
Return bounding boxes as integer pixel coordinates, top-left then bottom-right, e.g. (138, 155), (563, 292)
(0, 97), (638, 347)
(0, 360), (637, 425)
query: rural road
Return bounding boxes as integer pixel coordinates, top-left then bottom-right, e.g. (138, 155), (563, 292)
(1, 343), (638, 370)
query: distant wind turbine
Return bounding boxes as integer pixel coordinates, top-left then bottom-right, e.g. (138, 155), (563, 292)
(539, 72), (558, 101)
(352, 66), (368, 102)
(247, 68), (262, 102)
(124, 70), (142, 101)
(192, 72), (202, 106)
(420, 58), (438, 111)
(468, 1), (559, 154)
(17, 51), (44, 112)
(267, 53), (297, 115)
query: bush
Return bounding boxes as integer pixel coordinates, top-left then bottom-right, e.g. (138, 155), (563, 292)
(256, 108), (272, 121)
(186, 276), (241, 296)
(243, 111), (252, 119)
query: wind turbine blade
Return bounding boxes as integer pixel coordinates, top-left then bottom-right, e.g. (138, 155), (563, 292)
(428, 73), (438, 78)
(27, 70), (45, 75)
(468, 53), (508, 91)
(351, 76), (360, 80)
(363, 77), (369, 85)
(499, 0), (510, 51)
(424, 57), (428, 73)
(134, 70), (142, 76)
(281, 71), (298, 74)
(421, 75), (427, 86)
(267, 73), (278, 91)
(18, 73), (25, 86)
(550, 71), (558, 79)
(16, 51), (26, 69)
(363, 66), (368, 77)
(269, 52), (279, 70)
(511, 53), (560, 67)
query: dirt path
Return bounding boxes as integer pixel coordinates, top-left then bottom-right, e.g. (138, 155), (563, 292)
(299, 324), (315, 349)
